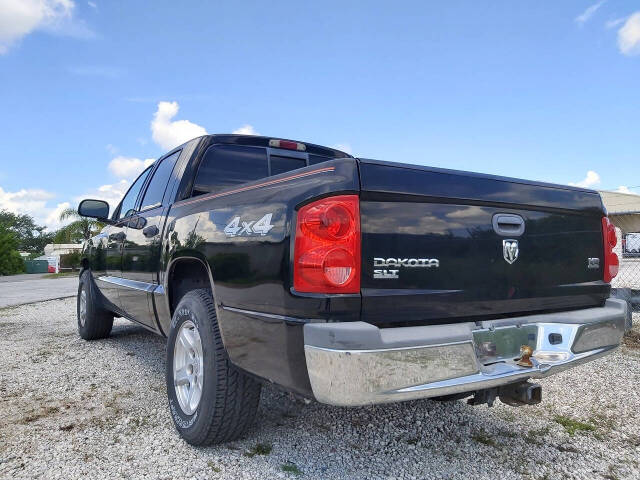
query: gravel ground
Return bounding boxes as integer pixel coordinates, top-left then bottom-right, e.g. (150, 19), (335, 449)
(0, 299), (639, 480)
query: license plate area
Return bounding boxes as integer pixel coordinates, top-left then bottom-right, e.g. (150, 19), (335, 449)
(473, 325), (538, 365)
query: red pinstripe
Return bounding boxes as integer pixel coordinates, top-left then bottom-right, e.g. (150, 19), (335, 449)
(174, 166), (336, 207)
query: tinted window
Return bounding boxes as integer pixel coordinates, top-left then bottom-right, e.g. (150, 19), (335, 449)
(193, 145), (268, 196)
(140, 151), (180, 210)
(309, 154), (333, 165)
(270, 155), (306, 175)
(117, 167), (152, 220)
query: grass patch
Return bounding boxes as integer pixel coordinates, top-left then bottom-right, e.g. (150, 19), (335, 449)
(623, 329), (640, 349)
(207, 460), (221, 472)
(244, 442), (272, 457)
(500, 410), (517, 422)
(471, 430), (498, 447)
(281, 462), (302, 475)
(553, 415), (596, 435)
(0, 306), (21, 316)
(525, 426), (550, 445)
(590, 412), (617, 430)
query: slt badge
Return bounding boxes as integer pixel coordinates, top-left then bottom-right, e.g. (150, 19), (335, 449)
(503, 239), (519, 264)
(373, 257), (440, 279)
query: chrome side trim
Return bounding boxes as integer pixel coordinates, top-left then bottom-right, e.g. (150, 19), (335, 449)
(97, 275), (161, 294)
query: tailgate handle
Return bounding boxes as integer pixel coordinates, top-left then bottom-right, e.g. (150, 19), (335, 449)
(492, 214), (525, 236)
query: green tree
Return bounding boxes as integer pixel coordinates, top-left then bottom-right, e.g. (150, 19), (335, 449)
(0, 225), (25, 275)
(54, 208), (105, 243)
(0, 210), (54, 254)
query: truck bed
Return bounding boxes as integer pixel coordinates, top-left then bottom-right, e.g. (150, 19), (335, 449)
(358, 159), (608, 326)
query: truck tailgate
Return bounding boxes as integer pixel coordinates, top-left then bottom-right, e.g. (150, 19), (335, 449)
(358, 159), (609, 326)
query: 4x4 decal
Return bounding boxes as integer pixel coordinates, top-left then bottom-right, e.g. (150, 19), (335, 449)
(224, 213), (274, 237)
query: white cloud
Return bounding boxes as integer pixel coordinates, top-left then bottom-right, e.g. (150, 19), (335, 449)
(0, 177), (129, 231)
(0, 0), (93, 54)
(44, 201), (70, 229)
(605, 17), (626, 29)
(87, 1), (96, 9)
(617, 12), (640, 55)
(151, 101), (207, 150)
(330, 143), (353, 155)
(616, 186), (639, 195)
(76, 179), (130, 213)
(108, 156), (155, 179)
(0, 185), (60, 228)
(0, 186), (54, 213)
(232, 124), (259, 135)
(575, 1), (605, 25)
(569, 170), (601, 188)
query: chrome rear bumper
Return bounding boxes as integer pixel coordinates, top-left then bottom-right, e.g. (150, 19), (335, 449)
(303, 298), (628, 406)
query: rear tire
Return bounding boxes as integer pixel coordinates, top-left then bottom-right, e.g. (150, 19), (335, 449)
(166, 289), (261, 445)
(77, 270), (113, 340)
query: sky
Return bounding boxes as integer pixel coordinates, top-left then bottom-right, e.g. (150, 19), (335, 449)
(0, 0), (639, 231)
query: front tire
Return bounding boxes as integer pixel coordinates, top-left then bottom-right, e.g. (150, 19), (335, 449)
(166, 289), (261, 445)
(77, 270), (113, 340)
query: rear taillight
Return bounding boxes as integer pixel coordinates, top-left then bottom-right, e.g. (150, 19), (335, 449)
(602, 217), (619, 283)
(293, 195), (360, 293)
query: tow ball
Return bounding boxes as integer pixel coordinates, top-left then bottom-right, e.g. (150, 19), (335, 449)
(516, 345), (534, 368)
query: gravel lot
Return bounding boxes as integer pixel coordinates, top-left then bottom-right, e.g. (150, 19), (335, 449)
(1, 299), (639, 480)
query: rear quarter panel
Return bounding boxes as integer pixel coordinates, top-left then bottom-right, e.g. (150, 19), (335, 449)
(163, 158), (360, 395)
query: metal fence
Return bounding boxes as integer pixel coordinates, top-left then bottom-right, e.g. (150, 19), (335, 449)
(612, 226), (640, 312)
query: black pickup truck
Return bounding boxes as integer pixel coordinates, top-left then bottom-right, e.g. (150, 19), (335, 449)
(77, 134), (628, 445)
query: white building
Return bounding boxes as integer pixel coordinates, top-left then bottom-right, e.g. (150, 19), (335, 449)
(43, 243), (83, 257)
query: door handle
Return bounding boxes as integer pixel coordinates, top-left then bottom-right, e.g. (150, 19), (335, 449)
(109, 232), (126, 242)
(492, 214), (525, 237)
(143, 225), (160, 238)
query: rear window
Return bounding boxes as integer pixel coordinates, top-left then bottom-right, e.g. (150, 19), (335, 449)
(191, 144), (342, 197)
(309, 154), (333, 165)
(193, 145), (268, 196)
(271, 155), (306, 176)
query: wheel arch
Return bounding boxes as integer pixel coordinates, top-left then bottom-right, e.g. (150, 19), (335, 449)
(165, 254), (216, 318)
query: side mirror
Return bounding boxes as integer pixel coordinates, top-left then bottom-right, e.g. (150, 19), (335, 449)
(78, 199), (110, 220)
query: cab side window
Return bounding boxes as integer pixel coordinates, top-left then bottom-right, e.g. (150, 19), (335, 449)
(139, 151), (180, 211)
(117, 166), (152, 220)
(192, 145), (268, 196)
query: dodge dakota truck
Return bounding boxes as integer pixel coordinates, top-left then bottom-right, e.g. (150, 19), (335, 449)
(77, 134), (629, 445)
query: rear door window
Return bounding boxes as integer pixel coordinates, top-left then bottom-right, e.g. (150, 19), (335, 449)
(193, 145), (268, 196)
(139, 151), (180, 210)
